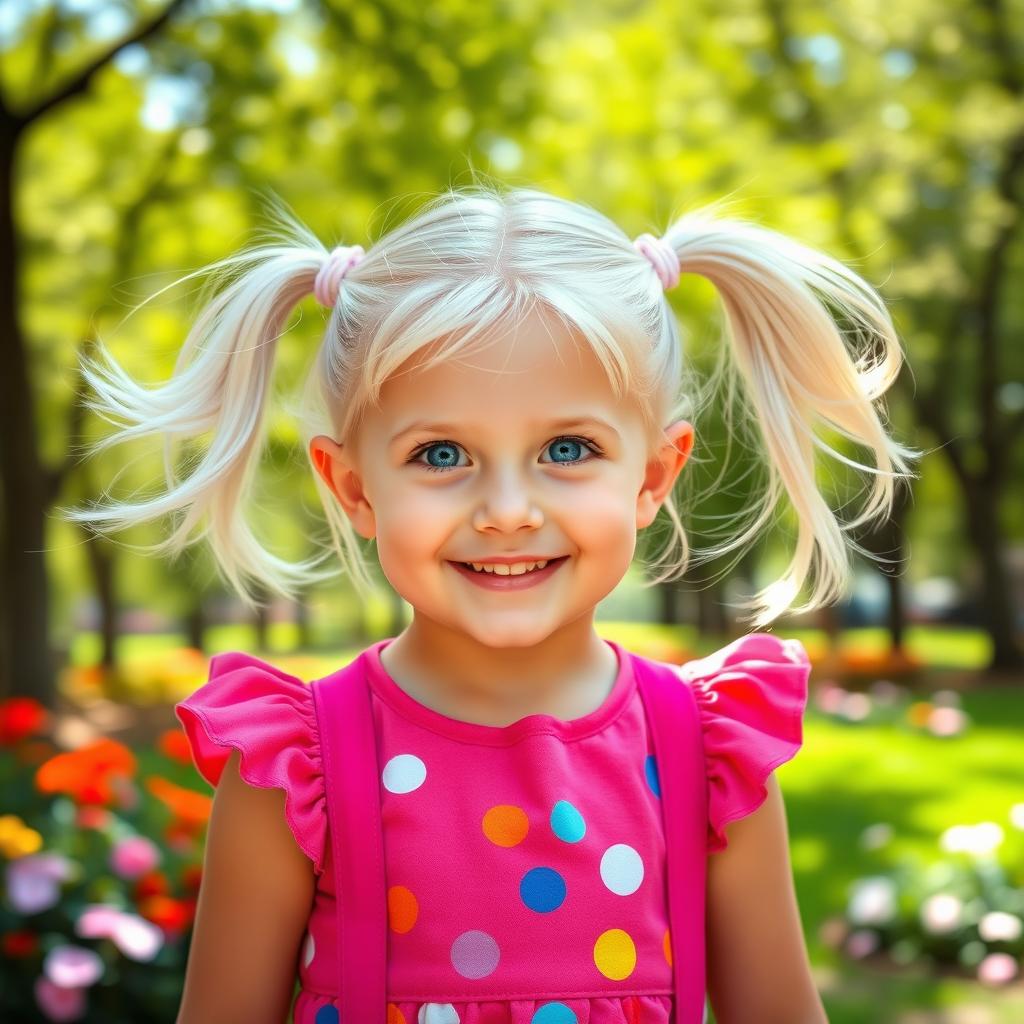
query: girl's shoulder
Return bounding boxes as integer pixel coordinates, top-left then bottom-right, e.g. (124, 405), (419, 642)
(640, 632), (811, 854)
(174, 650), (327, 876)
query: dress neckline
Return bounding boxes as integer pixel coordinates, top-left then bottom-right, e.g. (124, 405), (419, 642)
(362, 636), (636, 746)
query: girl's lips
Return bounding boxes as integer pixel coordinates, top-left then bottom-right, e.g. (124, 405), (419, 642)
(447, 556), (569, 590)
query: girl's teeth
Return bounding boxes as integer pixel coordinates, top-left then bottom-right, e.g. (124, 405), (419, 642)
(467, 559), (549, 575)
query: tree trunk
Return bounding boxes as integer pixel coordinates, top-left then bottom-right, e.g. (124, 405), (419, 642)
(185, 601), (205, 652)
(963, 481), (1022, 669)
(83, 535), (117, 669)
(0, 120), (52, 700)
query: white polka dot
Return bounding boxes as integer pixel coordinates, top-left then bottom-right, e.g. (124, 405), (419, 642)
(418, 1004), (460, 1024)
(600, 843), (644, 895)
(382, 753), (427, 794)
(302, 930), (315, 967)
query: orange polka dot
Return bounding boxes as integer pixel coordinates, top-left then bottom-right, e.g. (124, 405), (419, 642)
(663, 927), (672, 967)
(482, 804), (529, 847)
(386, 1004), (406, 1024)
(387, 885), (418, 933)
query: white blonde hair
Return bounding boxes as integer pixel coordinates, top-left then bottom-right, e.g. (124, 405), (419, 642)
(64, 183), (921, 627)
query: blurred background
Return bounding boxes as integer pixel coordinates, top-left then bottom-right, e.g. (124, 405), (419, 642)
(0, 0), (1022, 1021)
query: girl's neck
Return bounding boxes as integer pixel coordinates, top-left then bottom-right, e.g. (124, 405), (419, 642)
(378, 616), (619, 728)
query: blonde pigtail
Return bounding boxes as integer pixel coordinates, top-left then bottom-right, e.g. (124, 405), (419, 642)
(664, 207), (923, 627)
(62, 233), (341, 606)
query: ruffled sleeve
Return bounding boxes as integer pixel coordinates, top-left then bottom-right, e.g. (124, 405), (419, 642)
(173, 652), (326, 876)
(676, 633), (810, 854)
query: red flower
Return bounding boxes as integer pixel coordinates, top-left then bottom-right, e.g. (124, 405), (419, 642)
(134, 870), (170, 900)
(138, 895), (194, 938)
(0, 697), (48, 745)
(2, 929), (39, 957)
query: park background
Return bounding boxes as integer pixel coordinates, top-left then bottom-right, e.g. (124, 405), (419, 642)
(0, 0), (1023, 1021)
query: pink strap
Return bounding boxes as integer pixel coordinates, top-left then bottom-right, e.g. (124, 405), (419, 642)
(312, 648), (707, 1022)
(312, 650), (388, 1023)
(633, 655), (709, 1023)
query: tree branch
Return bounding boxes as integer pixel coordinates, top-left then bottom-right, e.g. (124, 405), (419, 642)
(13, 0), (191, 137)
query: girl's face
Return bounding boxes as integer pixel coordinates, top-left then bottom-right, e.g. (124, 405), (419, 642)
(311, 309), (693, 649)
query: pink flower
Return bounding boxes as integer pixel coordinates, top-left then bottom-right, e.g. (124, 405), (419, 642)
(977, 952), (1019, 986)
(108, 835), (160, 880)
(43, 944), (104, 987)
(74, 903), (163, 961)
(75, 904), (124, 941)
(845, 929), (880, 959)
(928, 706), (967, 737)
(6, 853), (75, 914)
(33, 976), (86, 1022)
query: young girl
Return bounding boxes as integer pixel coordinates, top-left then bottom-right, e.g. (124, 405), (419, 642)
(68, 184), (919, 1024)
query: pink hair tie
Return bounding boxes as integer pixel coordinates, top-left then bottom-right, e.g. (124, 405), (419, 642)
(633, 233), (681, 290)
(313, 244), (365, 307)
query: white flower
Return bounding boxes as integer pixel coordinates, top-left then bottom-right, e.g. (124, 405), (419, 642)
(847, 876), (897, 925)
(1010, 803), (1024, 831)
(841, 692), (872, 722)
(859, 823), (894, 851)
(940, 822), (1004, 856)
(920, 892), (963, 934)
(978, 912), (1023, 943)
(928, 706), (968, 736)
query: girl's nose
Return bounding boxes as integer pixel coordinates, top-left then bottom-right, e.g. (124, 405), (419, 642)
(470, 470), (544, 533)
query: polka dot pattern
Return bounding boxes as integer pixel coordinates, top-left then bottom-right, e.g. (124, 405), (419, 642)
(314, 1005), (339, 1024)
(550, 800), (586, 843)
(383, 753), (427, 794)
(388, 885), (419, 933)
(387, 1005), (407, 1024)
(593, 928), (637, 981)
(531, 1003), (578, 1023)
(482, 804), (529, 847)
(519, 866), (567, 913)
(450, 930), (500, 979)
(600, 844), (644, 896)
(302, 929), (315, 968)
(644, 753), (661, 797)
(418, 1005), (460, 1024)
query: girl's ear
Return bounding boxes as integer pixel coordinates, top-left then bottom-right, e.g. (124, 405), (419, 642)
(308, 435), (377, 539)
(636, 420), (694, 530)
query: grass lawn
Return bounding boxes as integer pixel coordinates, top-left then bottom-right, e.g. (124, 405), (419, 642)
(64, 622), (1023, 1022)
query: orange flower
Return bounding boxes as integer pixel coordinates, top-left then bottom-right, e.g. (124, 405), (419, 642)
(146, 776), (212, 832)
(157, 728), (193, 765)
(181, 864), (203, 894)
(907, 701), (934, 727)
(0, 697), (49, 745)
(35, 738), (136, 807)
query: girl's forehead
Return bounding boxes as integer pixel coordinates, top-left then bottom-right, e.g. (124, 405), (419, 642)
(371, 328), (634, 438)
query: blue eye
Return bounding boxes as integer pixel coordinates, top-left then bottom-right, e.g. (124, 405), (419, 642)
(407, 436), (602, 474)
(417, 441), (465, 472)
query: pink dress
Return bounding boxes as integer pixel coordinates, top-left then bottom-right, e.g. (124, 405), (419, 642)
(175, 632), (809, 1024)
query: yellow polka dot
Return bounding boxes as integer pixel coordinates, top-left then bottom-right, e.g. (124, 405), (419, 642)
(482, 804), (529, 847)
(663, 927), (672, 967)
(386, 1004), (406, 1024)
(594, 928), (637, 981)
(387, 885), (418, 933)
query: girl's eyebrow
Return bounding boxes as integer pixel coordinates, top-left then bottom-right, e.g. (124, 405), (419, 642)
(389, 416), (621, 445)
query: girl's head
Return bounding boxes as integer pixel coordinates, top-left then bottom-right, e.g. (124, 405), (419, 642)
(67, 183), (920, 630)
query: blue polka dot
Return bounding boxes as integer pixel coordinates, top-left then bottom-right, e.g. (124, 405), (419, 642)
(645, 753), (661, 797)
(531, 1003), (578, 1023)
(550, 800), (586, 843)
(314, 1005), (339, 1024)
(520, 866), (567, 912)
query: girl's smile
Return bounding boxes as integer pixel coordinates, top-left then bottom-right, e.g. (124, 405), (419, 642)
(447, 554), (571, 590)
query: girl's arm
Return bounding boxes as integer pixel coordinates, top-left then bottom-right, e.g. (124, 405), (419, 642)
(705, 774), (828, 1024)
(176, 749), (316, 1024)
